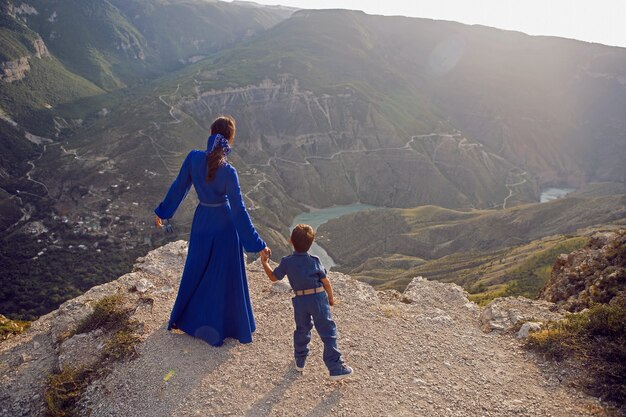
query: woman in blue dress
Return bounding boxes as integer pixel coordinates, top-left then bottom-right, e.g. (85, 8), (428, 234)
(154, 115), (271, 346)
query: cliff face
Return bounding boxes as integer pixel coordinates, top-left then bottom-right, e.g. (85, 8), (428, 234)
(0, 242), (604, 416)
(540, 229), (626, 311)
(180, 76), (533, 210)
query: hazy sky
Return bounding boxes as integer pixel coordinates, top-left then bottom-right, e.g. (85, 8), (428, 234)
(226, 0), (626, 48)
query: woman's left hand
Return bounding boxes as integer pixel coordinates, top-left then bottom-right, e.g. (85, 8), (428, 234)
(155, 216), (164, 229)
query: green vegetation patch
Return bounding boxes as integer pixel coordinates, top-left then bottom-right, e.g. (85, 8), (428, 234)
(44, 366), (94, 417)
(45, 293), (140, 416)
(74, 294), (127, 335)
(0, 27), (34, 62)
(501, 237), (588, 299)
(525, 300), (626, 409)
(0, 56), (104, 132)
(468, 284), (509, 307)
(0, 314), (30, 341)
(0, 229), (146, 321)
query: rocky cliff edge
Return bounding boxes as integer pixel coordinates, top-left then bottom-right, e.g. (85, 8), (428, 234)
(0, 242), (606, 416)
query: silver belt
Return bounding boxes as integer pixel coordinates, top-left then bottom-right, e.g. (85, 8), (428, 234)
(198, 200), (228, 207)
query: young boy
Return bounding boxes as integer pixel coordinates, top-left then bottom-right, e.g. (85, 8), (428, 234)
(260, 223), (353, 380)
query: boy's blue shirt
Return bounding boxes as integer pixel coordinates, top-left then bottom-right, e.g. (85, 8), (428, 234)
(273, 251), (327, 291)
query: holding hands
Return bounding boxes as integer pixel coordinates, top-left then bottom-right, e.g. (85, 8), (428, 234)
(259, 246), (271, 262)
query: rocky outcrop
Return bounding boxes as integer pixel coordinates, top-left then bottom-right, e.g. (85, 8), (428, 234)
(0, 243), (604, 416)
(540, 229), (626, 311)
(32, 38), (49, 59)
(1, 57), (30, 83)
(516, 322), (543, 339)
(402, 276), (479, 315)
(479, 296), (563, 333)
(9, 3), (38, 17)
(0, 241), (188, 416)
(1, 37), (50, 83)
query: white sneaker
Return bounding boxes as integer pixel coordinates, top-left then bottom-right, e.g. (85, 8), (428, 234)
(295, 359), (305, 372)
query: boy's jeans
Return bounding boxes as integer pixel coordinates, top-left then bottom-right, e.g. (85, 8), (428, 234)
(292, 291), (343, 372)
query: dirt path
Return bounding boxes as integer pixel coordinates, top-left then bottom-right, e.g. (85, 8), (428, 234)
(502, 171), (528, 209)
(72, 243), (604, 417)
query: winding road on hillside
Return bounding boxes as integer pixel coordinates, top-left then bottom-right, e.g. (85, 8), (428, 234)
(502, 172), (528, 209)
(137, 84), (187, 176)
(5, 132), (59, 232)
(249, 133), (438, 169)
(148, 88), (532, 214)
(158, 84), (182, 125)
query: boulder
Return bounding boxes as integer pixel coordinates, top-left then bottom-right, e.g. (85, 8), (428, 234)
(479, 296), (562, 333)
(134, 278), (154, 293)
(402, 276), (476, 311)
(516, 322), (542, 339)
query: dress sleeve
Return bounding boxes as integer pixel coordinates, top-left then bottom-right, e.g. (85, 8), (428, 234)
(154, 152), (193, 219)
(225, 165), (266, 253)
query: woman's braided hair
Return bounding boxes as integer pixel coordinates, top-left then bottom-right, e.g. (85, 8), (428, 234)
(206, 116), (236, 182)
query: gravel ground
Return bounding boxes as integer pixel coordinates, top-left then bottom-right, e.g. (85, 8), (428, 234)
(81, 243), (606, 417)
(0, 241), (608, 416)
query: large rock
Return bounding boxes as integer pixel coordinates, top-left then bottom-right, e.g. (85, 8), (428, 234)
(0, 241), (606, 417)
(402, 276), (476, 310)
(516, 322), (543, 339)
(540, 229), (626, 311)
(401, 276), (479, 325)
(479, 296), (562, 333)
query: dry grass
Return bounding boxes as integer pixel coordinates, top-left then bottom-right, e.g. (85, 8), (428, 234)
(379, 304), (402, 318)
(0, 315), (30, 341)
(104, 327), (141, 360)
(525, 301), (626, 409)
(44, 367), (93, 417)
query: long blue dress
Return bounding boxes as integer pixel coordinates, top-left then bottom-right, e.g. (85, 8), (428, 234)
(154, 137), (266, 346)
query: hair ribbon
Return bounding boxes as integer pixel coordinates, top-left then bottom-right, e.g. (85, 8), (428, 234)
(209, 134), (231, 156)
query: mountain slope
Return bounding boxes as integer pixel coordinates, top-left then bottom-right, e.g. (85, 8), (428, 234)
(0, 0), (104, 127)
(0, 0), (294, 129)
(20, 0), (294, 90)
(2, 8), (625, 320)
(317, 195), (626, 294)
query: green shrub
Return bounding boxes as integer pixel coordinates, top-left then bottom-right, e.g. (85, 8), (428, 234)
(74, 294), (126, 335)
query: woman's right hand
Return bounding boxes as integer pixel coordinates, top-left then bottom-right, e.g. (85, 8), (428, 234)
(259, 246), (271, 261)
(155, 216), (164, 229)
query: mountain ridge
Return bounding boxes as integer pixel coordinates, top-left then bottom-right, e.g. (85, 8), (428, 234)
(1, 3), (625, 321)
